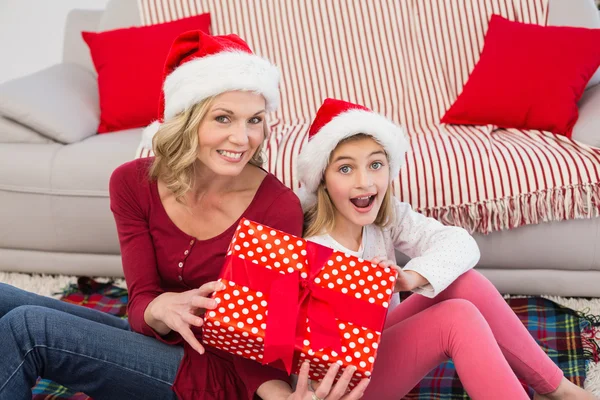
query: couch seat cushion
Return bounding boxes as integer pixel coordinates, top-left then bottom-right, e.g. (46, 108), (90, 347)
(0, 129), (141, 254)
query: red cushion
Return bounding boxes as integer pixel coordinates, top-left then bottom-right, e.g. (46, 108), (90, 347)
(83, 14), (211, 134)
(441, 15), (600, 137)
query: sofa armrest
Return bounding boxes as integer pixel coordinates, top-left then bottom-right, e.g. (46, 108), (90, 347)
(0, 63), (99, 144)
(573, 84), (600, 148)
(0, 117), (54, 144)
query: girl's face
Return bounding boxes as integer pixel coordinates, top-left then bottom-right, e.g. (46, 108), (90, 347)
(323, 136), (390, 229)
(196, 91), (266, 176)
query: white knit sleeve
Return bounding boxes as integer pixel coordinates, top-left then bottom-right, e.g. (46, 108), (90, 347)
(388, 198), (480, 297)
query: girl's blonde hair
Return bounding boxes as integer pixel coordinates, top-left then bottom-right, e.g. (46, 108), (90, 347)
(149, 97), (267, 203)
(303, 134), (395, 238)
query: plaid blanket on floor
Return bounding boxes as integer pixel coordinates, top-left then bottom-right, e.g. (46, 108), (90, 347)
(32, 280), (590, 400)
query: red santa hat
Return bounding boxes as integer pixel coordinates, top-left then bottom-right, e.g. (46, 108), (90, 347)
(137, 30), (280, 155)
(297, 98), (410, 208)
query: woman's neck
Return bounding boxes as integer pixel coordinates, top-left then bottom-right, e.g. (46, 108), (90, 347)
(328, 215), (364, 252)
(188, 161), (253, 202)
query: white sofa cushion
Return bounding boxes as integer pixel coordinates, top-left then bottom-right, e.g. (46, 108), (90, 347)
(0, 63), (99, 144)
(0, 129), (141, 254)
(395, 216), (600, 274)
(0, 117), (54, 143)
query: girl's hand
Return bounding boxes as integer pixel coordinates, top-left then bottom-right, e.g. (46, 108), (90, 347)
(287, 361), (369, 400)
(371, 257), (427, 292)
(145, 280), (225, 354)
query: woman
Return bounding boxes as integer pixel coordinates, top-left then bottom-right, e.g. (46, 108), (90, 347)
(0, 32), (367, 400)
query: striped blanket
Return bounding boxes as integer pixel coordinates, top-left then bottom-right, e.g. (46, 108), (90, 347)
(136, 0), (600, 234)
(31, 280), (592, 399)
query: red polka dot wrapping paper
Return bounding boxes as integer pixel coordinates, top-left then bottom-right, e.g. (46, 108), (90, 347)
(202, 218), (397, 386)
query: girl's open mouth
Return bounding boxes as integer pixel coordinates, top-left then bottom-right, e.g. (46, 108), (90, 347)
(350, 195), (375, 209)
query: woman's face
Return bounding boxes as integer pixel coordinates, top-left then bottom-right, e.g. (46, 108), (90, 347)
(323, 136), (390, 229)
(196, 91), (266, 176)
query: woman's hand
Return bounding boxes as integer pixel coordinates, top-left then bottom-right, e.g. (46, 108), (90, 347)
(145, 280), (225, 354)
(371, 257), (428, 293)
(287, 361), (369, 400)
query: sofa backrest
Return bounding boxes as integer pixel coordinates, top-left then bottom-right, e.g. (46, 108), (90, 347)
(98, 0), (141, 31)
(548, 0), (600, 88)
(548, 0), (600, 28)
(62, 0), (141, 74)
(137, 0), (600, 122)
(138, 0), (407, 124)
(62, 9), (102, 73)
(62, 0), (600, 89)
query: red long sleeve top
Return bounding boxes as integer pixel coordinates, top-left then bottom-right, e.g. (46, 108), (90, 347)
(109, 158), (304, 400)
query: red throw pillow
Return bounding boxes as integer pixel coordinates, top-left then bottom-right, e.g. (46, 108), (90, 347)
(441, 15), (600, 137)
(83, 14), (211, 133)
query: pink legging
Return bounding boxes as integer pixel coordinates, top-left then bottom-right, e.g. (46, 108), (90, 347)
(363, 270), (563, 400)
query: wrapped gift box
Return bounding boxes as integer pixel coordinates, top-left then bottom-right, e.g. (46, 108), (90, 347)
(202, 218), (396, 386)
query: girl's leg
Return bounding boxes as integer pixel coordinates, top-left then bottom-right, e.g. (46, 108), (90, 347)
(0, 282), (129, 330)
(384, 270), (563, 394)
(0, 305), (183, 400)
(363, 299), (529, 400)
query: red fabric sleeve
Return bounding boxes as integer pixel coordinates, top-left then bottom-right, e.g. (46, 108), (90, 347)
(233, 185), (304, 399)
(109, 161), (182, 345)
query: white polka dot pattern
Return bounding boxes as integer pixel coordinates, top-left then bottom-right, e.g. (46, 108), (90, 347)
(204, 218), (397, 387)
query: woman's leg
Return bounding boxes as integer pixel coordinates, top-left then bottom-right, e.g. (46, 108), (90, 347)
(0, 305), (183, 400)
(363, 299), (529, 400)
(384, 270), (563, 394)
(0, 282), (129, 330)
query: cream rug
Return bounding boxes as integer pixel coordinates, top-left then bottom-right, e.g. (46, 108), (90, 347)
(1, 271), (599, 396)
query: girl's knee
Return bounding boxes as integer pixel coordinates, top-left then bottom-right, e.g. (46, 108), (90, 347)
(438, 298), (477, 312)
(455, 269), (497, 291)
(435, 299), (484, 325)
(434, 300), (492, 356)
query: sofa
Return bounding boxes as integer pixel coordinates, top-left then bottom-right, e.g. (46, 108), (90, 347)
(1, 0), (599, 297)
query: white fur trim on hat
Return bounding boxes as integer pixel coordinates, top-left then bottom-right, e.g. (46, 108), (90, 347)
(163, 51), (280, 119)
(295, 186), (318, 210)
(297, 109), (409, 205)
(135, 120), (160, 158)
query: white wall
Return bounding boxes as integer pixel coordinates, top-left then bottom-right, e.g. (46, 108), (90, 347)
(0, 0), (109, 83)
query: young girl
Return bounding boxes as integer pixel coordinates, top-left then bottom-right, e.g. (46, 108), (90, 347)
(297, 98), (595, 400)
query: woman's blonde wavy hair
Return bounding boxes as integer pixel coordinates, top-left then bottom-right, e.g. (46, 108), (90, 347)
(303, 134), (395, 238)
(149, 96), (267, 203)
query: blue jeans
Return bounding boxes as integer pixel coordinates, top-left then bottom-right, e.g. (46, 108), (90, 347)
(0, 283), (183, 400)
